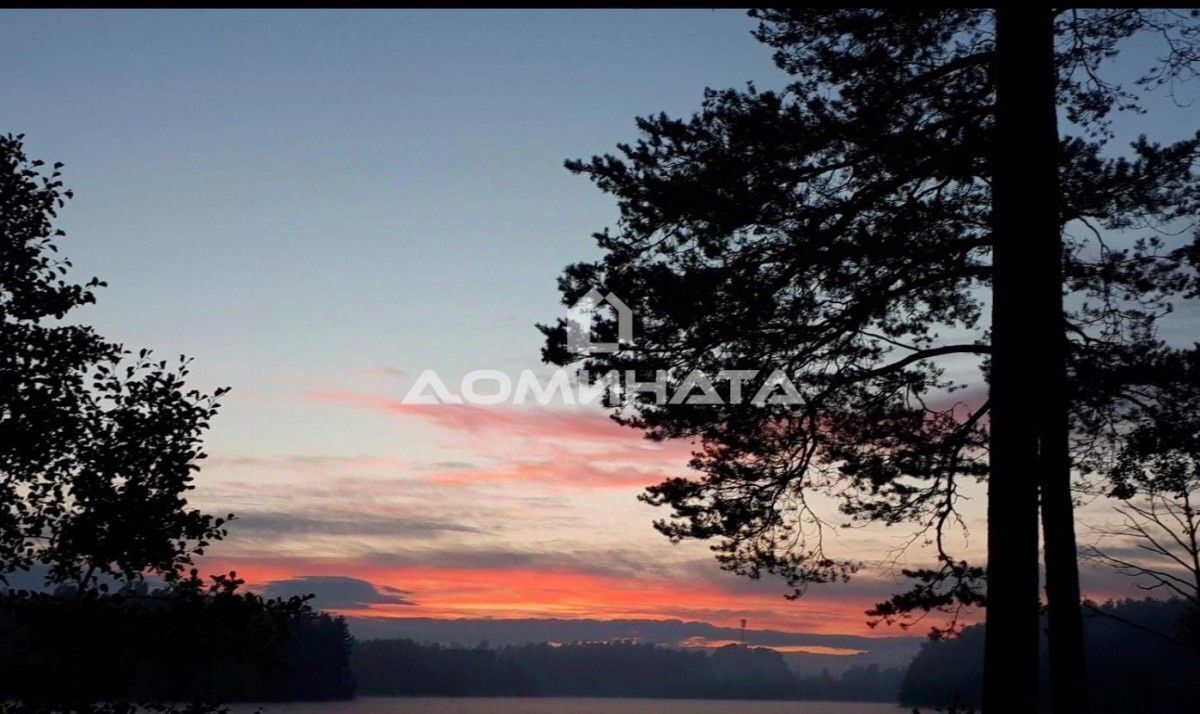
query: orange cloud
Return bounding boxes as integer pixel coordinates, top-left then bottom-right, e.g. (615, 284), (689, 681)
(678, 637), (867, 656)
(201, 555), (901, 637)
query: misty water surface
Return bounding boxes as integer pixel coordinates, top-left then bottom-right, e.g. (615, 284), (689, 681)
(239, 698), (902, 714)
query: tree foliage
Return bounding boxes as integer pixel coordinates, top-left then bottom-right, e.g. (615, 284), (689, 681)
(0, 136), (345, 712)
(541, 9), (1200, 630)
(0, 133), (230, 592)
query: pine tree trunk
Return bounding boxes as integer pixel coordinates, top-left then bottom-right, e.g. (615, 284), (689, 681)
(1027, 8), (1092, 714)
(1041, 340), (1090, 714)
(984, 7), (1049, 713)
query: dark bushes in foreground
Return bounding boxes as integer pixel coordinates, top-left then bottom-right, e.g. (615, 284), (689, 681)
(0, 573), (353, 708)
(901, 599), (1200, 713)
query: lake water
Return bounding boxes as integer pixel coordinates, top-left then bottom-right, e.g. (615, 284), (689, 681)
(235, 698), (903, 714)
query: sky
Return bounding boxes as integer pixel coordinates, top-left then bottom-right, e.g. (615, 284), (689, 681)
(2, 10), (1196, 651)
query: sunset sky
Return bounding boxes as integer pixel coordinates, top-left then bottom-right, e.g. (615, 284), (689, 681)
(3, 10), (1195, 646)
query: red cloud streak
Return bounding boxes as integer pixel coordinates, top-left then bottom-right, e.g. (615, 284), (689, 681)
(202, 555), (907, 637)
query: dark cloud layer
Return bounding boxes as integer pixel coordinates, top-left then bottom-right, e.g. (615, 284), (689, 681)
(232, 511), (485, 538)
(262, 576), (417, 608)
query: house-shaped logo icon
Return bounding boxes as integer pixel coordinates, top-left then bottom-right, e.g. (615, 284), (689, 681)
(566, 288), (632, 355)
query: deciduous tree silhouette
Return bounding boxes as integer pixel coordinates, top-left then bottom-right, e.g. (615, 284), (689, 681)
(0, 133), (230, 594)
(1084, 347), (1200, 648)
(1085, 494), (1200, 644)
(542, 9), (1199, 713)
(0, 135), (353, 711)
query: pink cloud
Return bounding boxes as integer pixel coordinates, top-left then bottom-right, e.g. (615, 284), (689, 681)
(307, 391), (641, 442)
(428, 458), (678, 489)
(305, 390), (699, 489)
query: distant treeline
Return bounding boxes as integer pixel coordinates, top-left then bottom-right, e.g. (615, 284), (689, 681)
(352, 638), (904, 701)
(6, 590), (1195, 709)
(902, 599), (1200, 713)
